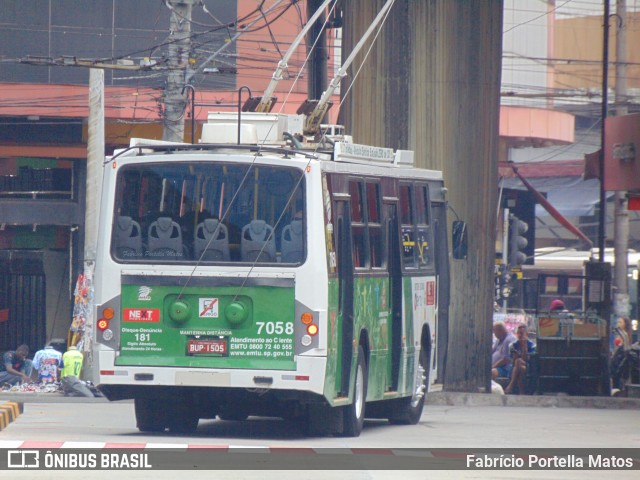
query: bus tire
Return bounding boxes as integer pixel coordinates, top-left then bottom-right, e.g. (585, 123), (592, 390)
(167, 405), (199, 434)
(388, 347), (429, 425)
(341, 346), (367, 437)
(135, 397), (166, 433)
(169, 412), (200, 434)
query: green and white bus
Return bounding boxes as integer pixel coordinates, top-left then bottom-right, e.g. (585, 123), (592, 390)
(93, 115), (453, 436)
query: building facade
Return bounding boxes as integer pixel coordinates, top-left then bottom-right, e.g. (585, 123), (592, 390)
(0, 1), (339, 351)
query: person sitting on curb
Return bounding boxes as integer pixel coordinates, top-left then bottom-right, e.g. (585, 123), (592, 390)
(60, 345), (93, 397)
(505, 324), (536, 395)
(0, 344), (33, 386)
(491, 322), (516, 382)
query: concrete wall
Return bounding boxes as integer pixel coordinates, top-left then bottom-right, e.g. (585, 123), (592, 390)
(340, 0), (504, 392)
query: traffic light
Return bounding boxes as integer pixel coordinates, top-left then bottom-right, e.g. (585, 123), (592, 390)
(509, 215), (528, 267)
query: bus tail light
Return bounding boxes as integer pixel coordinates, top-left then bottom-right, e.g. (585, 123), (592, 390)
(300, 311), (318, 347)
(97, 318), (109, 331)
(97, 306), (115, 341)
(97, 306), (114, 331)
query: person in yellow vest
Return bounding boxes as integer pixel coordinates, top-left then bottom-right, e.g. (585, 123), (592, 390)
(61, 346), (83, 378)
(60, 346), (92, 397)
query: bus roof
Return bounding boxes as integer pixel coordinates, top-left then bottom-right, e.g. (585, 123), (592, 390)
(110, 140), (444, 185)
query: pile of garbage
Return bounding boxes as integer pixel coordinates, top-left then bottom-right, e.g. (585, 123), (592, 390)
(1, 382), (62, 394)
(1, 380), (103, 397)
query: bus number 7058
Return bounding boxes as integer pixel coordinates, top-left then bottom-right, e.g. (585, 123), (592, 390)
(256, 321), (294, 335)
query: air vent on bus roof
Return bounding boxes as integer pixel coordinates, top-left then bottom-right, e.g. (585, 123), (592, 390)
(200, 112), (304, 145)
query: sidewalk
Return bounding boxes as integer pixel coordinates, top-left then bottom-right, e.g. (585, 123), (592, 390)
(426, 391), (640, 409)
(0, 392), (109, 404)
(2, 390), (640, 409)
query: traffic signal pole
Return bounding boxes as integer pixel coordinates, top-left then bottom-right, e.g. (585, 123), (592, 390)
(502, 208), (509, 312)
(509, 215), (529, 267)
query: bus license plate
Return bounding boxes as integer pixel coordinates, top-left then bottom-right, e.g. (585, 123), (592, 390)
(187, 339), (227, 355)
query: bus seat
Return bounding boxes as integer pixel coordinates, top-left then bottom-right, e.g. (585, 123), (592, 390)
(241, 220), (276, 262)
(114, 216), (142, 258)
(194, 219), (230, 261)
(147, 217), (183, 258)
(281, 219), (303, 263)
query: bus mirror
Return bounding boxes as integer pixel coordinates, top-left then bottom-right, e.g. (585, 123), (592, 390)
(452, 220), (467, 260)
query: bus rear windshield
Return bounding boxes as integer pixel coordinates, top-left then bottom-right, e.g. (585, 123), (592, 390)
(111, 162), (305, 265)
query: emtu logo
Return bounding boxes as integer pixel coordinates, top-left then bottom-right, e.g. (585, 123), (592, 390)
(7, 450), (39, 468)
(138, 286), (152, 301)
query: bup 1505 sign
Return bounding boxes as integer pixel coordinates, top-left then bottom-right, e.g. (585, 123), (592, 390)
(187, 339), (227, 355)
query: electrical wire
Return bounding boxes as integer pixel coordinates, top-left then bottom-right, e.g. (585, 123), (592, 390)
(177, 0), (342, 297)
(259, 3), (285, 61)
(505, 0), (575, 34)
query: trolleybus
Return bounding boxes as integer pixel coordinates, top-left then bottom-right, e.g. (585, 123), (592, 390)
(92, 114), (453, 436)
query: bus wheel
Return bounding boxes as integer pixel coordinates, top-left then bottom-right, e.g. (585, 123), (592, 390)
(167, 404), (199, 434)
(135, 397), (166, 433)
(341, 346), (368, 437)
(388, 347), (429, 425)
(169, 413), (200, 433)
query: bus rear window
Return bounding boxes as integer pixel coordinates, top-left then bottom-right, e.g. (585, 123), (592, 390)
(111, 162), (305, 265)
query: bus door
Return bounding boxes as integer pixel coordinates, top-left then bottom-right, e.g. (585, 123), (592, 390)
(385, 202), (402, 391)
(333, 198), (354, 397)
(431, 202), (449, 382)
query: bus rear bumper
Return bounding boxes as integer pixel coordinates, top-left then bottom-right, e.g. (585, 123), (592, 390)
(97, 350), (327, 398)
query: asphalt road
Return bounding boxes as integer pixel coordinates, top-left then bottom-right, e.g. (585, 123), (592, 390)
(0, 400), (638, 479)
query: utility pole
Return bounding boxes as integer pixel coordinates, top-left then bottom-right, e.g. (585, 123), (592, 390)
(341, 0), (502, 393)
(307, 0), (328, 100)
(614, 0), (630, 319)
(163, 0), (196, 142)
(80, 68), (104, 374)
(599, 0), (610, 262)
(86, 69), (105, 266)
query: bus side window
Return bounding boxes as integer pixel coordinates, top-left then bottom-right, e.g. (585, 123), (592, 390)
(415, 184), (432, 268)
(367, 182), (384, 268)
(350, 181), (368, 269)
(399, 184), (416, 268)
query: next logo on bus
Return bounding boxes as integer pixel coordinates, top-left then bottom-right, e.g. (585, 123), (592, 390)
(123, 308), (160, 322)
